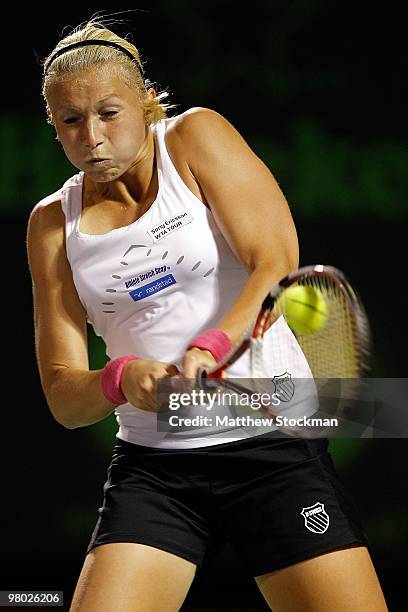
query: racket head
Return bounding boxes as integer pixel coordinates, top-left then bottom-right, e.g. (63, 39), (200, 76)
(271, 264), (371, 379)
(199, 264), (371, 383)
(196, 265), (372, 439)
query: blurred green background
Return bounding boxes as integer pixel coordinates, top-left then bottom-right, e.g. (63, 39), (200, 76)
(2, 2), (407, 610)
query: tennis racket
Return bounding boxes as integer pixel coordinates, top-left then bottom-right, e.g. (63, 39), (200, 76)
(197, 264), (371, 421)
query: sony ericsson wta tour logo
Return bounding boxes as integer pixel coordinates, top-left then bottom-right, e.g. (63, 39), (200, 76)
(301, 502), (330, 534)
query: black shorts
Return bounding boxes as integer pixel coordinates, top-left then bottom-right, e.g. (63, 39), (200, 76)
(86, 433), (370, 577)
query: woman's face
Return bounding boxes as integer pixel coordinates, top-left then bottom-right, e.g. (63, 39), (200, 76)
(47, 65), (151, 182)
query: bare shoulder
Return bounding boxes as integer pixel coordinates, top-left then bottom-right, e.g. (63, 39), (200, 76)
(166, 107), (237, 146)
(29, 196), (64, 221)
(167, 106), (226, 128)
(26, 198), (66, 275)
(165, 107), (252, 180)
(27, 198), (64, 237)
(165, 107), (260, 183)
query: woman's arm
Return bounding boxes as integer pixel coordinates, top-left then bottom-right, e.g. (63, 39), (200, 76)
(26, 200), (117, 427)
(173, 108), (299, 376)
(27, 201), (176, 425)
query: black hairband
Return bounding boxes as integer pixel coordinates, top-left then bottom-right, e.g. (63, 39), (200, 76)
(44, 39), (143, 75)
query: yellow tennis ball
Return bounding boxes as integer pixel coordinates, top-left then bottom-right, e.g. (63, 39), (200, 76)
(282, 285), (328, 334)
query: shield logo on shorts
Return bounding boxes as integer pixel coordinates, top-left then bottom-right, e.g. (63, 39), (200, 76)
(272, 372), (295, 402)
(301, 502), (330, 534)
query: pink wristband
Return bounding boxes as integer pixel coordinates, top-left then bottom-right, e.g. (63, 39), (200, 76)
(101, 355), (140, 405)
(187, 328), (232, 362)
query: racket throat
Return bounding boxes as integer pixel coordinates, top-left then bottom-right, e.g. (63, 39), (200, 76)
(250, 337), (265, 378)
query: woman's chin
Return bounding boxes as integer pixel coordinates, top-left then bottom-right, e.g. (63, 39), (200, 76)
(83, 165), (122, 182)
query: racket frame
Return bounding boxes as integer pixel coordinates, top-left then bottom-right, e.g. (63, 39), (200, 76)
(198, 264), (371, 387)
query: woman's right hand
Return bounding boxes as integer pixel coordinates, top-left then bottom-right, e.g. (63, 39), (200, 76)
(121, 359), (179, 412)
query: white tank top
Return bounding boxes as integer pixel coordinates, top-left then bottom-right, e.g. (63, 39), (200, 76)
(39, 118), (316, 448)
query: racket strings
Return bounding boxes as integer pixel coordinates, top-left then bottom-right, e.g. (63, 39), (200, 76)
(274, 274), (365, 378)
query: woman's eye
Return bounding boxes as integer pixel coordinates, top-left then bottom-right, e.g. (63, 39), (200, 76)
(61, 111), (118, 124)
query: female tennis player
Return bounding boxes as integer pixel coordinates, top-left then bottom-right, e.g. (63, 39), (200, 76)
(27, 18), (388, 611)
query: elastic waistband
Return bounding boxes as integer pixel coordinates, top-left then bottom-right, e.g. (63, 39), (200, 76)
(113, 432), (328, 455)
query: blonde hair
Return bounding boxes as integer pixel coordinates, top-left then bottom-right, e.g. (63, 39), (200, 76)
(42, 18), (175, 125)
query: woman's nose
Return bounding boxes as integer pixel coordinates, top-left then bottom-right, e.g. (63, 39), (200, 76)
(83, 118), (104, 149)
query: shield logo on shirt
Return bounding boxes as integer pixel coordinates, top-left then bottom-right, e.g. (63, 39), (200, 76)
(301, 502), (330, 534)
(272, 372), (295, 402)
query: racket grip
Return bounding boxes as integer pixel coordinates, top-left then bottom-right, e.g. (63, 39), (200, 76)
(197, 367), (220, 390)
(198, 366), (225, 380)
(197, 367), (208, 383)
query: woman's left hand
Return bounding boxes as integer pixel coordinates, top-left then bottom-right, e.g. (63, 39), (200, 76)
(181, 347), (217, 379)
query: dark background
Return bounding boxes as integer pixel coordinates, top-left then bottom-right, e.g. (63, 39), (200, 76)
(2, 2), (407, 610)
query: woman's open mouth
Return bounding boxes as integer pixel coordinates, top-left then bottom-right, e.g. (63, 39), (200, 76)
(87, 158), (111, 166)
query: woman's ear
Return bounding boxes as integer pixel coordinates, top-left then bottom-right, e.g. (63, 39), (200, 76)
(46, 106), (54, 125)
(147, 87), (157, 100)
(46, 107), (60, 140)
